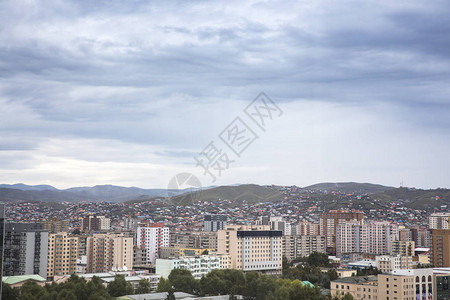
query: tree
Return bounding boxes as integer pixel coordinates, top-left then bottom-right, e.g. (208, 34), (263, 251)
(307, 252), (331, 267)
(157, 277), (172, 292)
(201, 249), (209, 255)
(166, 288), (176, 300)
(107, 275), (130, 297)
(168, 268), (198, 294)
(135, 278), (151, 294)
(2, 284), (20, 300)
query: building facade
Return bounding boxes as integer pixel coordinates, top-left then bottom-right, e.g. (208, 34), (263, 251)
(155, 255), (227, 279)
(86, 233), (133, 273)
(320, 210), (364, 253)
(136, 222), (170, 264)
(203, 214), (227, 232)
(431, 229), (450, 267)
(429, 213), (450, 230)
(3, 223), (49, 279)
(47, 232), (79, 280)
(283, 235), (326, 261)
(217, 225), (283, 275)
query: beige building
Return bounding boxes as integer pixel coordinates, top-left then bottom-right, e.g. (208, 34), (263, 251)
(331, 276), (378, 299)
(376, 255), (413, 273)
(429, 213), (450, 229)
(391, 240), (415, 257)
(217, 225), (283, 275)
(283, 235), (326, 261)
(47, 232), (79, 280)
(332, 269), (435, 300)
(86, 233), (133, 273)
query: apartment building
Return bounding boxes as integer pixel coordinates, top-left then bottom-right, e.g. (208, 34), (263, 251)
(155, 255), (228, 279)
(133, 247), (148, 268)
(42, 218), (70, 233)
(283, 235), (326, 261)
(47, 232), (79, 280)
(331, 276), (378, 299)
(411, 227), (431, 248)
(203, 214), (227, 232)
(86, 233), (133, 273)
(391, 241), (415, 257)
(3, 223), (49, 278)
(296, 220), (320, 236)
(336, 221), (398, 257)
(169, 231), (217, 250)
(431, 229), (450, 267)
(217, 225), (283, 275)
(82, 215), (111, 231)
(136, 222), (170, 264)
(320, 210), (364, 253)
(376, 255), (413, 273)
(429, 213), (450, 230)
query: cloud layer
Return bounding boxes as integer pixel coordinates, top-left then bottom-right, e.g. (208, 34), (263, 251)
(1, 0), (449, 189)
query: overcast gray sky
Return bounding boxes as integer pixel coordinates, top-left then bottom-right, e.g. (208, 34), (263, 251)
(1, 0), (449, 189)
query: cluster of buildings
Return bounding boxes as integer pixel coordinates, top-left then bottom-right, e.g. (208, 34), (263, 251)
(2, 201), (450, 299)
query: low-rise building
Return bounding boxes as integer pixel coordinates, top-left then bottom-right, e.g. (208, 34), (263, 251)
(375, 255), (412, 273)
(155, 255), (228, 279)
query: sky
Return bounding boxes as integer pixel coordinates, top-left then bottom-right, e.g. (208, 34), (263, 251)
(0, 0), (449, 190)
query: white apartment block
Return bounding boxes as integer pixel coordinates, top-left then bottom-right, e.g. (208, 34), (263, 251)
(155, 255), (227, 279)
(283, 235), (326, 261)
(136, 223), (170, 264)
(429, 212), (450, 229)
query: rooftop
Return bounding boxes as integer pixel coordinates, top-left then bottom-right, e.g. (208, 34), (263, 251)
(332, 276), (378, 284)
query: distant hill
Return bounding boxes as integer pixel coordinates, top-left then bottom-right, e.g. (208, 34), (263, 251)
(371, 187), (450, 210)
(0, 184), (204, 203)
(0, 183), (58, 191)
(0, 188), (88, 203)
(170, 184), (284, 205)
(304, 182), (394, 194)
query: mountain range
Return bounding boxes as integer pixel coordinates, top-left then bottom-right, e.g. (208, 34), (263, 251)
(0, 182), (448, 210)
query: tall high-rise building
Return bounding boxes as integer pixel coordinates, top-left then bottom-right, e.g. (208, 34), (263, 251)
(320, 210), (364, 253)
(429, 213), (450, 229)
(86, 233), (133, 273)
(431, 229), (450, 267)
(217, 225), (283, 275)
(42, 218), (70, 233)
(399, 228), (413, 241)
(2, 223), (49, 278)
(136, 222), (169, 264)
(82, 215), (110, 231)
(203, 214), (227, 232)
(47, 232), (79, 280)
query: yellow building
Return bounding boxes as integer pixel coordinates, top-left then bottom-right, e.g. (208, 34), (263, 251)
(391, 240), (415, 257)
(47, 232), (79, 280)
